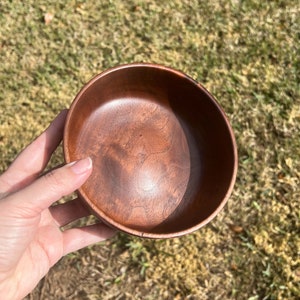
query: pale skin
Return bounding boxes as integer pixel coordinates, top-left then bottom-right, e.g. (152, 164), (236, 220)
(0, 110), (116, 299)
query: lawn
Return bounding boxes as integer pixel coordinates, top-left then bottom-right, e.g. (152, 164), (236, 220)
(0, 1), (299, 299)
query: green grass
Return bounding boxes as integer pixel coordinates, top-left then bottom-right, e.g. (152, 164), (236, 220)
(0, 1), (299, 299)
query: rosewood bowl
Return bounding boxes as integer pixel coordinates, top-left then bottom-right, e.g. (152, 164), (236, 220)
(63, 63), (237, 238)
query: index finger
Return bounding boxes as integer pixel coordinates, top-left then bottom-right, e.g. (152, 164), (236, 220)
(0, 110), (68, 195)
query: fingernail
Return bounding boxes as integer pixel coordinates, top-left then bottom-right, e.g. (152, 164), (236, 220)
(69, 157), (92, 175)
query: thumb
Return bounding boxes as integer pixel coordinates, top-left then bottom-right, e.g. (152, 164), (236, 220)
(9, 157), (92, 215)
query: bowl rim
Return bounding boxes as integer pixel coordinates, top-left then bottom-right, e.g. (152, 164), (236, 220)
(63, 62), (238, 239)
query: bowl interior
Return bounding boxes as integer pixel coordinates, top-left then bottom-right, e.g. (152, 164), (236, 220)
(64, 64), (237, 238)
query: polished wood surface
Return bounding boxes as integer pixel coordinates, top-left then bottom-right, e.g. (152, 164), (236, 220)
(64, 64), (237, 238)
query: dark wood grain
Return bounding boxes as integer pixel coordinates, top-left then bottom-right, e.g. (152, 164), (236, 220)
(64, 63), (237, 238)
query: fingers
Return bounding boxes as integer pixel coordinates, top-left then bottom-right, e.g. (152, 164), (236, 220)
(50, 198), (92, 227)
(0, 110), (68, 195)
(7, 157), (93, 216)
(62, 222), (116, 255)
(50, 197), (117, 256)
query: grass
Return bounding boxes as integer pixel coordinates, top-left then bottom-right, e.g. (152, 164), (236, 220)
(0, 0), (299, 299)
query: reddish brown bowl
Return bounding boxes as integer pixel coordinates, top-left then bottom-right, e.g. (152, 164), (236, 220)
(63, 63), (237, 238)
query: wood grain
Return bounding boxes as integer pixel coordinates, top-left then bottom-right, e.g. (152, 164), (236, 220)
(64, 63), (237, 238)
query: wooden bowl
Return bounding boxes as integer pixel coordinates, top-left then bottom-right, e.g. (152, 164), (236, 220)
(64, 63), (237, 238)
